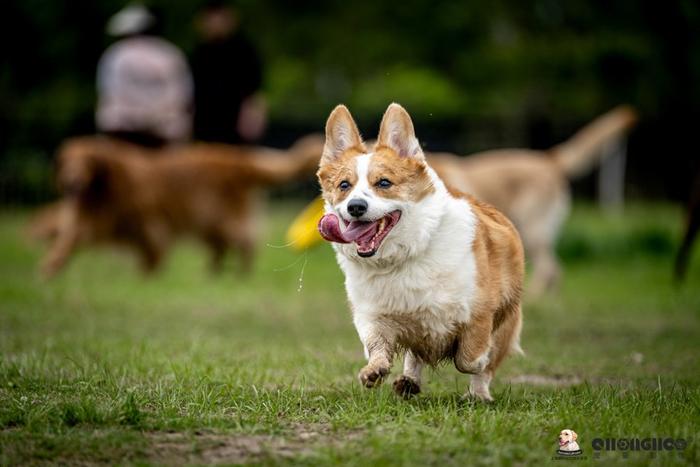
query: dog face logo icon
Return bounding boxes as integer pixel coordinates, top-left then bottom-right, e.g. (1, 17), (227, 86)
(557, 429), (583, 456)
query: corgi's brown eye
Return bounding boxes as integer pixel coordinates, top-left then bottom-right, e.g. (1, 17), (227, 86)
(338, 180), (351, 191)
(376, 178), (392, 188)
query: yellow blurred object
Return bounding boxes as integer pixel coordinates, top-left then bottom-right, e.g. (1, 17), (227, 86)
(286, 196), (325, 251)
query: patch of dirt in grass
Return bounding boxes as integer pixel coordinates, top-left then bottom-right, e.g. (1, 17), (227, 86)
(148, 432), (293, 464)
(508, 374), (645, 388)
(147, 424), (362, 465)
(508, 374), (582, 387)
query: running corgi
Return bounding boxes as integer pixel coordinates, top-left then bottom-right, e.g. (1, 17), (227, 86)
(316, 103), (525, 401)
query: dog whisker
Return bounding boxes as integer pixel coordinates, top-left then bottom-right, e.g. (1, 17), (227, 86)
(266, 239), (298, 249)
(271, 253), (306, 272)
(266, 221), (320, 249)
(270, 250), (309, 293)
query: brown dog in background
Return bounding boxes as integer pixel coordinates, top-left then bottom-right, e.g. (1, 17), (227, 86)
(428, 106), (638, 296)
(37, 134), (324, 277)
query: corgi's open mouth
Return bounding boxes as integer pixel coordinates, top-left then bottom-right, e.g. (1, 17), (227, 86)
(559, 440), (569, 447)
(318, 210), (401, 257)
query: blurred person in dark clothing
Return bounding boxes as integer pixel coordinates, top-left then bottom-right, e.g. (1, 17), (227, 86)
(191, 1), (266, 144)
(96, 4), (193, 147)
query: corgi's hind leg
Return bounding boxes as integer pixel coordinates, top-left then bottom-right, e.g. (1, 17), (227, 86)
(468, 371), (494, 402)
(454, 311), (493, 375)
(487, 301), (523, 371)
(467, 302), (523, 402)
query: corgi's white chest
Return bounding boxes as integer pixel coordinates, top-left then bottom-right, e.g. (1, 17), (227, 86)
(339, 201), (479, 346)
(345, 251), (476, 326)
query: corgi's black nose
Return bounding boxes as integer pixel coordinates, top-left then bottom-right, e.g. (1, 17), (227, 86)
(347, 198), (368, 218)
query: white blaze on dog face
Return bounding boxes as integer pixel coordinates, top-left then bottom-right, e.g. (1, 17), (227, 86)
(317, 103), (435, 257)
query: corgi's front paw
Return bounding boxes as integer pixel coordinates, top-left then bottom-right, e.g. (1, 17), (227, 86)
(358, 365), (389, 388)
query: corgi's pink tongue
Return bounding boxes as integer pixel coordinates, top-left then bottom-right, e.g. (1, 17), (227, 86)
(318, 213), (377, 244)
(318, 213), (348, 243)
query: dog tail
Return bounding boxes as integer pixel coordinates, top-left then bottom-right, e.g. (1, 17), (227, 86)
(549, 105), (638, 179)
(243, 133), (325, 186)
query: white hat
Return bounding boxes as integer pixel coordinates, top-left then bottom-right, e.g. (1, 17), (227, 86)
(106, 4), (155, 36)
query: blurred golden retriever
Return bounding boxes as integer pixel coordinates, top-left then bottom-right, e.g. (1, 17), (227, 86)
(428, 106), (638, 296)
(37, 134), (323, 277)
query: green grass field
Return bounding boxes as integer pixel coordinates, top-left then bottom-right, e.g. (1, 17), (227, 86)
(1, 202), (699, 466)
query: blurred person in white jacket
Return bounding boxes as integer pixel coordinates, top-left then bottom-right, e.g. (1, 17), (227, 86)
(96, 4), (193, 147)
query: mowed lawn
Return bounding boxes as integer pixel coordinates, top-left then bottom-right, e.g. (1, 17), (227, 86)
(1, 201), (699, 466)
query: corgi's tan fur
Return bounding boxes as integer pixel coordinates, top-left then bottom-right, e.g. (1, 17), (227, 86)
(317, 104), (524, 401)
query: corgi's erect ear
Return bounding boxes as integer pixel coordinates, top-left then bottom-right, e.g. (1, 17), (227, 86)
(322, 105), (365, 165)
(377, 103), (423, 160)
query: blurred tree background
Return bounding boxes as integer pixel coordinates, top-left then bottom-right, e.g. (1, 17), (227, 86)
(1, 0), (699, 204)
